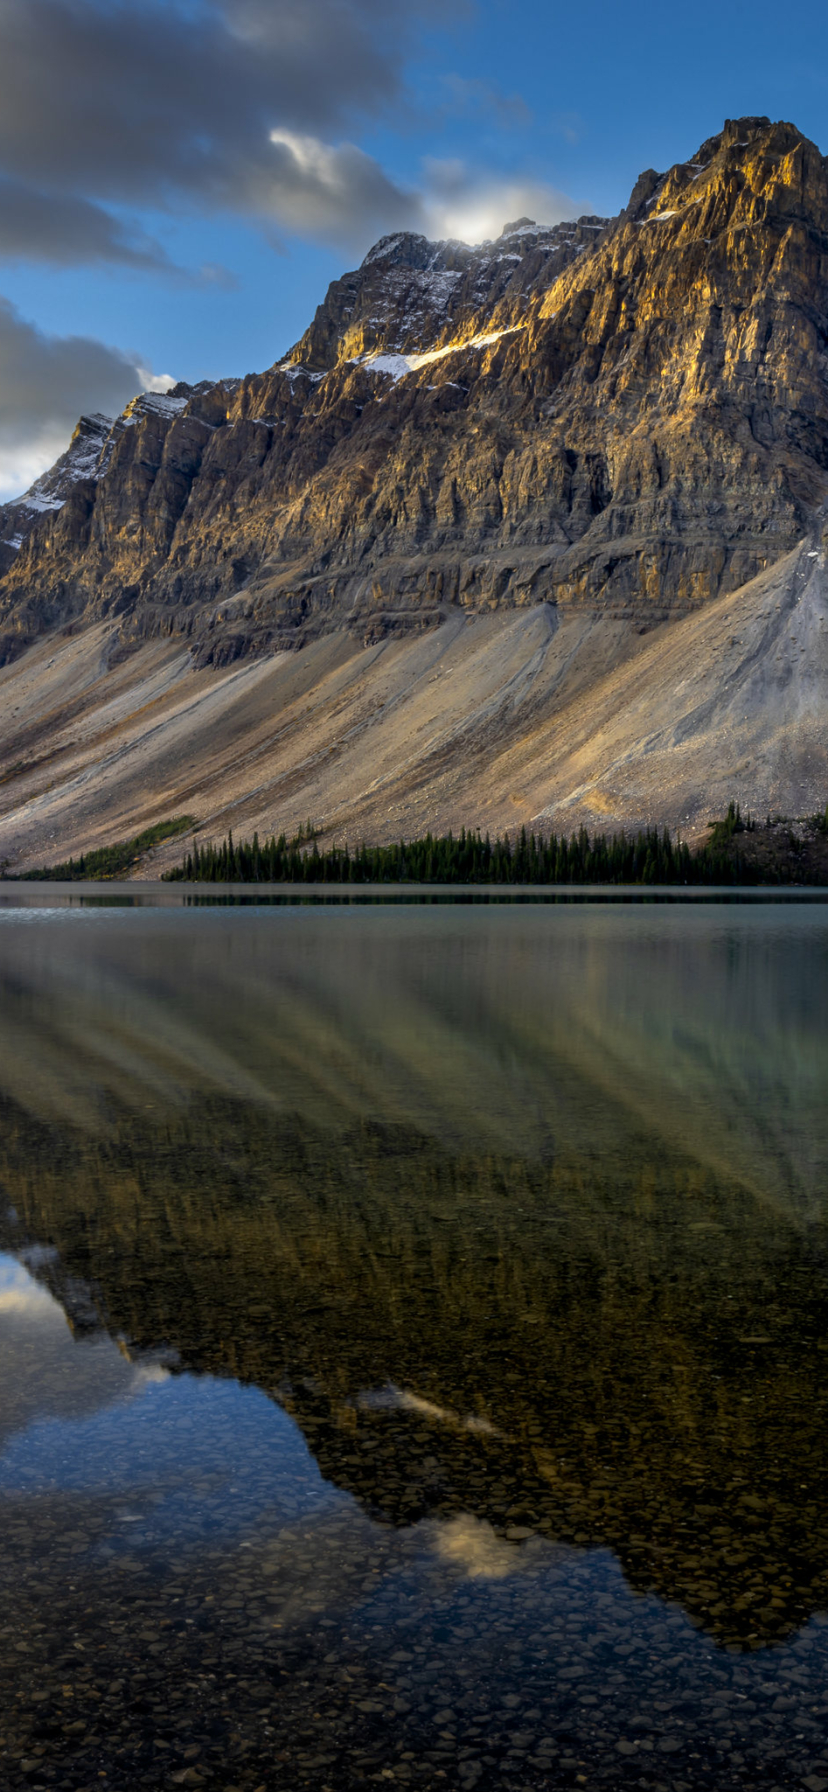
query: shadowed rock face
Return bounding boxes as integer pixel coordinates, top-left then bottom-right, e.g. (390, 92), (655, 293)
(0, 412), (113, 581)
(0, 115), (827, 669)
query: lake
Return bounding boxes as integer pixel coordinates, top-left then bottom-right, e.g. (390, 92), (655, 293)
(1, 895), (828, 1791)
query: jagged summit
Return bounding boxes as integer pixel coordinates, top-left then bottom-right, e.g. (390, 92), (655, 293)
(360, 214), (569, 271)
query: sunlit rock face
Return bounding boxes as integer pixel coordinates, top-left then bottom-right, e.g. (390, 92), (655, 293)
(1, 114), (827, 668)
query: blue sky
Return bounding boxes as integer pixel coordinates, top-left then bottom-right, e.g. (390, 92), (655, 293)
(0, 0), (827, 499)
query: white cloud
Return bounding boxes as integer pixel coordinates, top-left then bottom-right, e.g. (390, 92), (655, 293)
(136, 366), (177, 394)
(0, 2), (570, 264)
(0, 429), (70, 505)
(423, 158), (574, 244)
(263, 130), (420, 248)
(0, 1), (579, 498)
(253, 134), (575, 256)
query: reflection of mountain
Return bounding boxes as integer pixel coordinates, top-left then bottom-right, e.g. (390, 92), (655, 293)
(1, 906), (827, 1649)
(0, 1252), (167, 1453)
(0, 906), (826, 1211)
(3, 1086), (828, 1651)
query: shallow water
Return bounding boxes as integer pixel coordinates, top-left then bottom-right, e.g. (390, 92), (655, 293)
(2, 899), (828, 1791)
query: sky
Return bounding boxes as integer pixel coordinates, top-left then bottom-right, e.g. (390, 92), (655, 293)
(0, 0), (827, 501)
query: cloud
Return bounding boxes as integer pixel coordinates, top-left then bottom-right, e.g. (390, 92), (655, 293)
(0, 181), (237, 283)
(437, 74), (533, 130)
(263, 132), (421, 248)
(0, 0), (564, 267)
(553, 111), (584, 147)
(0, 297), (157, 501)
(0, 0), (441, 234)
(0, 0), (577, 497)
(0, 180), (182, 272)
(423, 159), (574, 244)
(244, 136), (576, 257)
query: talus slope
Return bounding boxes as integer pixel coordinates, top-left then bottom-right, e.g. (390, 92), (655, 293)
(0, 530), (825, 871)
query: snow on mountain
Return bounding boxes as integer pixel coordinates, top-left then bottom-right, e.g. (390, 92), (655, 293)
(0, 387), (212, 573)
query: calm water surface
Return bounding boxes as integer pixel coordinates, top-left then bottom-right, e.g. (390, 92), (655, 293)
(2, 900), (828, 1791)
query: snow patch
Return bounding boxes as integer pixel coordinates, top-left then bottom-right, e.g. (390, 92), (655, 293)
(121, 393), (188, 426)
(276, 363), (326, 383)
(21, 491), (64, 513)
(360, 324), (526, 383)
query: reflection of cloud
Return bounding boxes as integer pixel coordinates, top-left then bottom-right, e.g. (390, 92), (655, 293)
(358, 1383), (499, 1436)
(128, 1363), (171, 1396)
(431, 1514), (530, 1579)
(0, 1252), (176, 1457)
(0, 1254), (60, 1319)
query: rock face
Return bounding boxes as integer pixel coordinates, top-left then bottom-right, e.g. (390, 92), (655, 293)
(0, 411), (113, 581)
(1, 114), (827, 671)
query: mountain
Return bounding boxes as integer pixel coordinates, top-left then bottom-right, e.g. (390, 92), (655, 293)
(0, 113), (827, 868)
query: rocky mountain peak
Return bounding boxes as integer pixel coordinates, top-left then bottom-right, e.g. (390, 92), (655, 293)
(284, 209), (610, 376)
(0, 114), (826, 671)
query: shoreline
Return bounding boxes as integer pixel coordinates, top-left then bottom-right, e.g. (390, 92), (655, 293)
(2, 879), (828, 905)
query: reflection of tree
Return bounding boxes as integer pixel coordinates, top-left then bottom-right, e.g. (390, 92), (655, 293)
(2, 1091), (828, 1652)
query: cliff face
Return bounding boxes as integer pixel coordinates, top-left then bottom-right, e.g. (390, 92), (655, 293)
(1, 114), (827, 671)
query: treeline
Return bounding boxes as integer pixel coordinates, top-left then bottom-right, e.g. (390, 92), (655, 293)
(5, 817), (194, 881)
(164, 808), (756, 886)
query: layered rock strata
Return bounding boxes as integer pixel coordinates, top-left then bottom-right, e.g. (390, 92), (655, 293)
(1, 114), (827, 669)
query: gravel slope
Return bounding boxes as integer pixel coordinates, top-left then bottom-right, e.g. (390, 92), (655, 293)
(0, 536), (825, 873)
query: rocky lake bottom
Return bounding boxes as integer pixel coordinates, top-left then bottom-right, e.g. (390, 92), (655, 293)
(1, 895), (828, 1791)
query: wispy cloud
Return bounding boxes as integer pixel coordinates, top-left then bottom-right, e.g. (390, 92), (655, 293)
(0, 0), (454, 262)
(0, 0), (567, 263)
(437, 74), (533, 130)
(0, 298), (162, 502)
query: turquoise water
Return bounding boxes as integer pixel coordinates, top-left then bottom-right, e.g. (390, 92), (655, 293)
(1, 899), (828, 1790)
